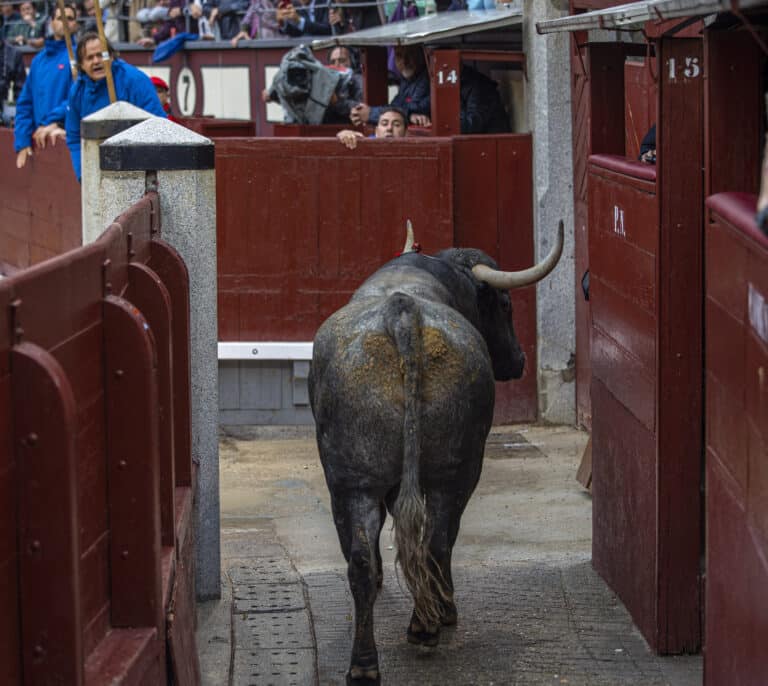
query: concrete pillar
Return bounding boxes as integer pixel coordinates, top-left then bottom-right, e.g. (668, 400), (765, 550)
(524, 0), (576, 424)
(100, 118), (220, 601)
(80, 101), (160, 244)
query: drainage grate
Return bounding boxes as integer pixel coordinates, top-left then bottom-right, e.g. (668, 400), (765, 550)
(229, 559), (299, 586)
(235, 610), (314, 650)
(233, 647), (315, 686)
(233, 583), (306, 614)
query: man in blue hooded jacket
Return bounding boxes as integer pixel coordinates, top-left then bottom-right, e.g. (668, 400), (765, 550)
(64, 31), (166, 180)
(14, 1), (79, 168)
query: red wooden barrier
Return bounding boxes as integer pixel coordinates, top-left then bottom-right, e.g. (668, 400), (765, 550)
(0, 129), (80, 273)
(0, 193), (198, 685)
(704, 192), (768, 685)
(588, 147), (702, 654)
(214, 134), (538, 422)
(588, 156), (659, 649)
(179, 117), (256, 138)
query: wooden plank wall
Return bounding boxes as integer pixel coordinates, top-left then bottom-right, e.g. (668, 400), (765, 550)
(587, 158), (659, 646)
(0, 194), (198, 685)
(702, 26), (765, 685)
(454, 135), (536, 422)
(705, 194), (768, 685)
(214, 134), (538, 422)
(0, 129), (80, 272)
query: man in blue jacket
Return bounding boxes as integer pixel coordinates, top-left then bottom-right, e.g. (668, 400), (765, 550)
(65, 31), (167, 180)
(14, 1), (79, 168)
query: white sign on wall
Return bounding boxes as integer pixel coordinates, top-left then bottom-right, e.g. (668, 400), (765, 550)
(202, 66), (250, 120)
(176, 67), (197, 117)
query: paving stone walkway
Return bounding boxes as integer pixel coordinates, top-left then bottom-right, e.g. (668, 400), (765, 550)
(197, 426), (702, 686)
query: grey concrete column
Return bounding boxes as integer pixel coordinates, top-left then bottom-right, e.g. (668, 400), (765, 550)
(100, 118), (220, 601)
(80, 101), (160, 244)
(524, 0), (576, 424)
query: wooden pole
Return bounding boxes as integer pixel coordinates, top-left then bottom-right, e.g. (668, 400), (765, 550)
(92, 0), (117, 103)
(56, 0), (77, 80)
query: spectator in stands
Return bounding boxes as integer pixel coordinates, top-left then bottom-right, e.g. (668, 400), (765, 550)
(336, 105), (407, 149)
(327, 45), (355, 70)
(639, 123), (656, 164)
(6, 1), (44, 47)
(230, 0), (278, 43)
(64, 32), (166, 179)
(459, 65), (510, 134)
(0, 1), (21, 40)
(136, 0), (171, 36)
(350, 45), (430, 128)
(102, 0), (122, 42)
(0, 37), (25, 126)
(136, 0), (203, 46)
(203, 0), (248, 39)
(325, 1), (381, 35)
(14, 1), (78, 168)
(276, 0), (331, 37)
(150, 74), (179, 122)
(351, 49), (510, 134)
(322, 46), (362, 125)
(77, 0), (97, 34)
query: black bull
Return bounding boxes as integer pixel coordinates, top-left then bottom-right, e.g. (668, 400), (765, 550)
(308, 223), (564, 685)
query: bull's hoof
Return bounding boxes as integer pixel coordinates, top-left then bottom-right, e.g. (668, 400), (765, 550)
(406, 617), (440, 647)
(346, 666), (380, 685)
(440, 601), (458, 626)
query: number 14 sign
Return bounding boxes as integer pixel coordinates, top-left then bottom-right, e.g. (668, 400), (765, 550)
(436, 69), (459, 87)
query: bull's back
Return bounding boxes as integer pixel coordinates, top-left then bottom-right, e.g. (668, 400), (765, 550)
(310, 295), (495, 491)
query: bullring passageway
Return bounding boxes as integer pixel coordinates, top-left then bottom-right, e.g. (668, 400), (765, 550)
(196, 425), (702, 686)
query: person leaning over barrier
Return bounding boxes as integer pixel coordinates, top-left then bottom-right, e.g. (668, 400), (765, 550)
(336, 105), (407, 149)
(14, 1), (79, 169)
(61, 31), (167, 180)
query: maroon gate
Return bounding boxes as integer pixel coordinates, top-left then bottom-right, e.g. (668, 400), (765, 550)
(575, 32), (705, 653)
(704, 194), (768, 685)
(0, 193), (199, 685)
(214, 134), (538, 422)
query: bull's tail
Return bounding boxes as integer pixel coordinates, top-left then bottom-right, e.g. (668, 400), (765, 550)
(384, 292), (448, 629)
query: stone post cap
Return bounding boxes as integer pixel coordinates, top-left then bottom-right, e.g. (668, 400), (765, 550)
(100, 117), (214, 172)
(81, 100), (162, 140)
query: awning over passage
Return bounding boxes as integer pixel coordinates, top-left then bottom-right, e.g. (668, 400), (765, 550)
(536, 0), (767, 34)
(311, 7), (523, 50)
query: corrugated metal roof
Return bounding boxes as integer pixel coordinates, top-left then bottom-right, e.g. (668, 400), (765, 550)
(652, 0), (766, 17)
(536, 1), (658, 34)
(536, 0), (767, 34)
(311, 7), (523, 49)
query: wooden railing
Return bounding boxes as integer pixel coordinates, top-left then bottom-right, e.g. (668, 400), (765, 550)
(0, 192), (199, 685)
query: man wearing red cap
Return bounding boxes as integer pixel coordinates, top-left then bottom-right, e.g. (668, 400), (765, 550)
(150, 75), (178, 122)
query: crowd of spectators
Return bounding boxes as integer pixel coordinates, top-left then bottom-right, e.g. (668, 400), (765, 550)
(2, 0), (513, 172)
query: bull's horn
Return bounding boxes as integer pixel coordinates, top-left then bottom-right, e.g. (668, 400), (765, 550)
(402, 219), (414, 253)
(471, 221), (564, 289)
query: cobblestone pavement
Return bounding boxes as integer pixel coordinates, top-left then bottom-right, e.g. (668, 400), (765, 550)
(197, 425), (702, 686)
